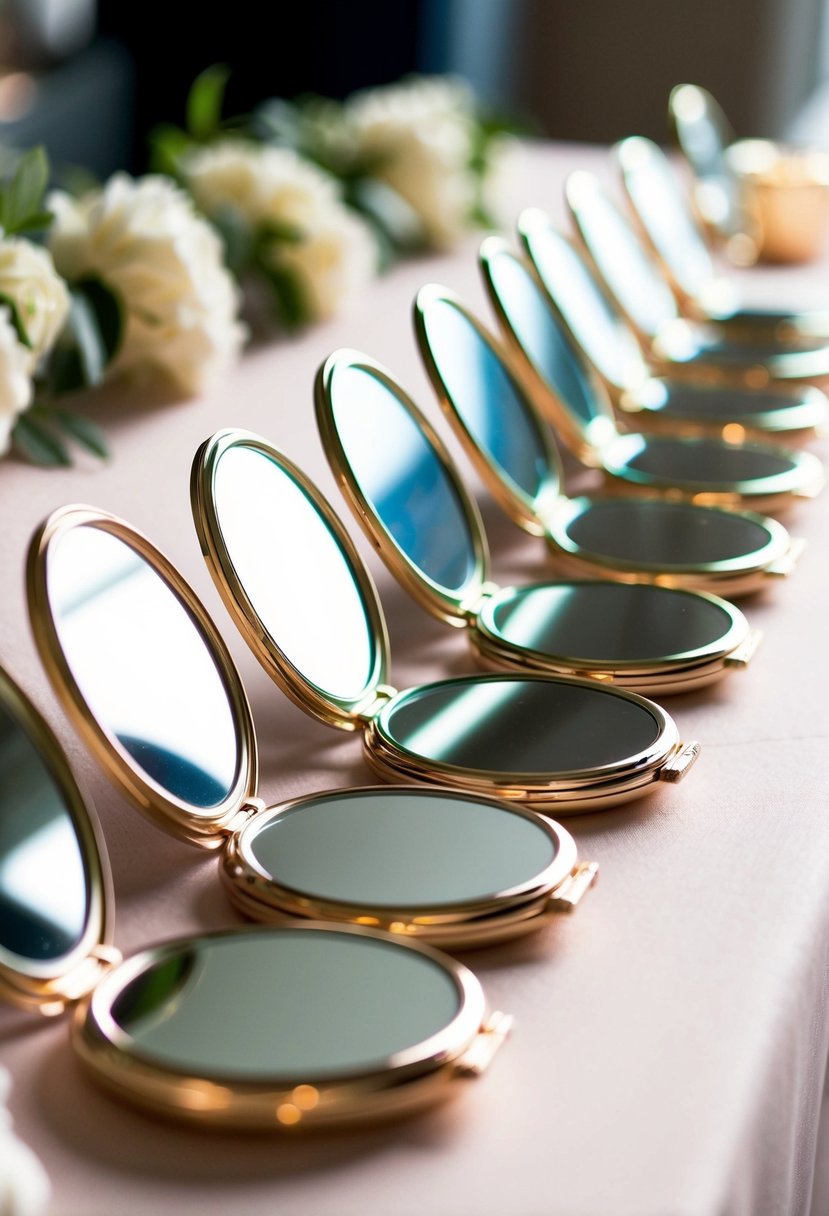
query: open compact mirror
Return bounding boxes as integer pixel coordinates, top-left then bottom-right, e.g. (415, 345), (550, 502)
(512, 213), (824, 512)
(482, 231), (824, 515)
(26, 504), (596, 948)
(0, 662), (509, 1129)
(191, 429), (700, 812)
(616, 135), (829, 341)
(317, 335), (759, 696)
(563, 170), (829, 442)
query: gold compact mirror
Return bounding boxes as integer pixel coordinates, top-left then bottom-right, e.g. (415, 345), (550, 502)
(317, 336), (759, 696)
(483, 231), (824, 514)
(192, 429), (700, 812)
(563, 170), (829, 442)
(616, 134), (829, 341)
(26, 504), (595, 948)
(0, 663), (509, 1129)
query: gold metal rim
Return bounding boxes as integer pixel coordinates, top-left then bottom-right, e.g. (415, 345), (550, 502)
(221, 783), (579, 944)
(413, 282), (566, 538)
(26, 505), (258, 849)
(617, 380), (829, 444)
(74, 922), (496, 1129)
(191, 429), (391, 732)
(314, 349), (491, 629)
(0, 664), (113, 1009)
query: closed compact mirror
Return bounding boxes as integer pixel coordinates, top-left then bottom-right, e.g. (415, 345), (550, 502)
(0, 665), (507, 1128)
(319, 334), (759, 694)
(193, 429), (699, 811)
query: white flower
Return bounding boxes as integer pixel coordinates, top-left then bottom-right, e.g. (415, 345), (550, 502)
(0, 239), (69, 366)
(47, 174), (246, 395)
(184, 140), (378, 322)
(0, 305), (33, 455)
(346, 76), (478, 248)
(184, 140), (340, 229)
(267, 202), (377, 320)
(0, 1067), (50, 1215)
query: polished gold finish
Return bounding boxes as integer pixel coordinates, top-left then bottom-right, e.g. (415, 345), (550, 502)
(73, 923), (508, 1130)
(27, 505), (259, 849)
(192, 429), (391, 733)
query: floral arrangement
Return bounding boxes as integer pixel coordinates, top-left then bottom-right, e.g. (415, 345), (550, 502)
(0, 69), (515, 465)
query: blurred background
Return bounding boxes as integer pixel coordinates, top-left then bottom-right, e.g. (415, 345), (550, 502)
(0, 0), (826, 178)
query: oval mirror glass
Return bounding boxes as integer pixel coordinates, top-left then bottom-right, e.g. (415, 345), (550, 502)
(326, 362), (477, 594)
(0, 697), (89, 962)
(211, 442), (378, 702)
(102, 927), (463, 1080)
(482, 247), (600, 425)
(482, 582), (736, 663)
(248, 788), (557, 907)
(519, 217), (647, 391)
(417, 295), (553, 503)
(603, 434), (800, 491)
(381, 675), (662, 775)
(45, 525), (239, 810)
(561, 499), (776, 567)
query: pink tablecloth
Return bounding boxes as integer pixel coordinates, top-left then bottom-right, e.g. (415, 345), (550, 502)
(1, 143), (828, 1216)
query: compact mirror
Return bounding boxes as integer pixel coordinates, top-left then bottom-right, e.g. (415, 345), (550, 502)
(193, 429), (701, 812)
(0, 666), (509, 1129)
(487, 228), (825, 513)
(28, 504), (596, 944)
(319, 333), (760, 694)
(427, 266), (800, 597)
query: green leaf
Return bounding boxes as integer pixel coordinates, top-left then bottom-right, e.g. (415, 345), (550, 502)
(44, 406), (109, 459)
(261, 263), (309, 330)
(250, 98), (304, 149)
(346, 177), (424, 253)
(148, 123), (192, 178)
(0, 292), (32, 349)
(10, 209), (54, 236)
(3, 147), (49, 235)
(258, 218), (305, 246)
(74, 278), (123, 365)
(186, 64), (231, 142)
(212, 204), (254, 273)
(12, 414), (70, 466)
(64, 278), (123, 388)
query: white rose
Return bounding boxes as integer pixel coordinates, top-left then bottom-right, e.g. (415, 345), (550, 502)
(0, 305), (33, 455)
(48, 174), (246, 395)
(184, 140), (340, 230)
(0, 239), (69, 366)
(0, 1067), (50, 1215)
(267, 202), (378, 320)
(347, 76), (478, 248)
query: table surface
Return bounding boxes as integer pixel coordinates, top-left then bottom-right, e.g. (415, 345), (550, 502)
(2, 142), (828, 1216)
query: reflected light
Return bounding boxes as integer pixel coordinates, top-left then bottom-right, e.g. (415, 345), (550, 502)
(0, 816), (85, 937)
(399, 682), (518, 760)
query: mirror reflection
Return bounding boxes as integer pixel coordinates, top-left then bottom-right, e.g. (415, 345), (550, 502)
(250, 789), (556, 906)
(419, 297), (551, 501)
(212, 444), (377, 701)
(483, 249), (599, 424)
(0, 699), (88, 960)
(485, 583), (734, 662)
(384, 676), (660, 774)
(46, 526), (239, 810)
(327, 363), (476, 593)
(561, 499), (774, 566)
(606, 436), (798, 487)
(520, 221), (646, 389)
(110, 928), (461, 1078)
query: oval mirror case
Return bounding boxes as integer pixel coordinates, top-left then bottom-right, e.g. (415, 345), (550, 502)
(422, 269), (800, 599)
(316, 340), (760, 695)
(191, 429), (700, 812)
(26, 505), (595, 946)
(0, 664), (509, 1129)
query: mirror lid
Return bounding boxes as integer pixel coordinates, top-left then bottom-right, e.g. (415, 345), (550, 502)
(414, 283), (565, 536)
(0, 664), (115, 1013)
(315, 348), (491, 628)
(192, 430), (392, 731)
(478, 235), (620, 467)
(27, 505), (259, 851)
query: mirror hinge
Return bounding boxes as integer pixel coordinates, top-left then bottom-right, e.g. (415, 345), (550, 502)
(456, 1011), (514, 1076)
(226, 796), (267, 834)
(353, 684), (398, 724)
(458, 581), (501, 621)
(724, 628), (763, 668)
(547, 861), (599, 912)
(766, 537), (805, 577)
(661, 740), (701, 783)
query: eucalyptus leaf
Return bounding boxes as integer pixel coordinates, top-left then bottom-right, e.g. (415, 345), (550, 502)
(212, 205), (254, 273)
(74, 278), (122, 365)
(12, 414), (71, 467)
(11, 209), (54, 235)
(261, 262), (309, 330)
(66, 279), (122, 388)
(186, 64), (231, 142)
(148, 123), (192, 179)
(250, 98), (304, 149)
(347, 177), (424, 252)
(44, 407), (109, 459)
(3, 147), (49, 235)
